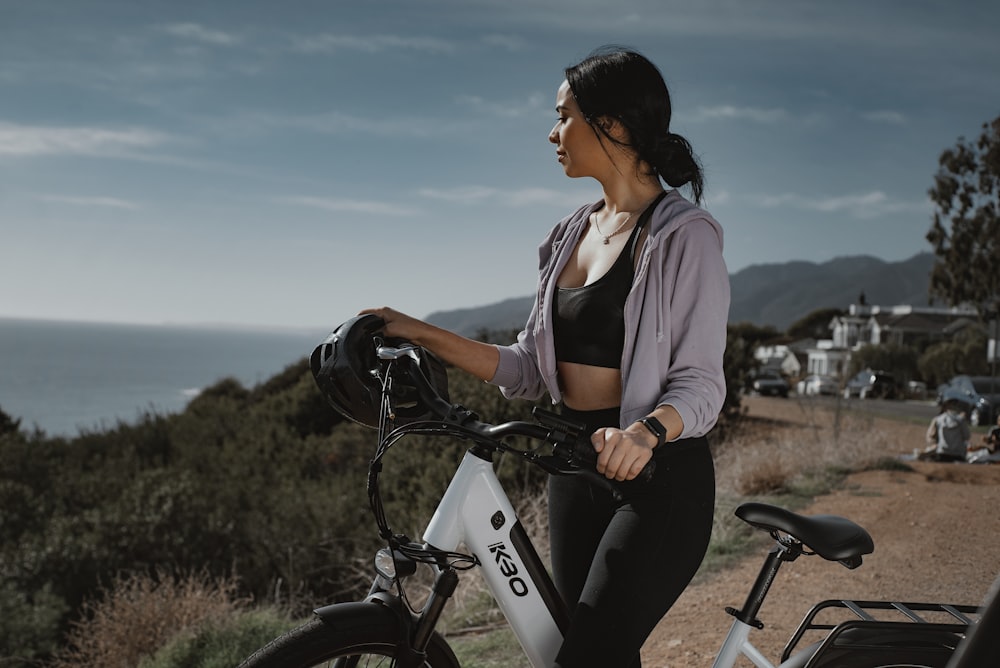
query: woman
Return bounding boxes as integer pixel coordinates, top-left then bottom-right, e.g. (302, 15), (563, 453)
(364, 47), (728, 667)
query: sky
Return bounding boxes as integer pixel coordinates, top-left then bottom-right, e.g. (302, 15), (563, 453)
(2, 0), (999, 332)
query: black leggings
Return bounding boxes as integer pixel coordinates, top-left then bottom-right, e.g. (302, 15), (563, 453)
(548, 406), (715, 668)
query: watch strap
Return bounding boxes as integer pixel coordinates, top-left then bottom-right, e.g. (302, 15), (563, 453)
(637, 416), (667, 448)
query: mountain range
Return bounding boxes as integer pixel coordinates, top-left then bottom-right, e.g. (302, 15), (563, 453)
(425, 252), (936, 335)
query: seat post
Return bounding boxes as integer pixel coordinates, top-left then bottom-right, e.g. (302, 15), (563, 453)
(728, 541), (799, 628)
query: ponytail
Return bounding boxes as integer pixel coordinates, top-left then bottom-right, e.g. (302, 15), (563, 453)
(650, 132), (703, 204)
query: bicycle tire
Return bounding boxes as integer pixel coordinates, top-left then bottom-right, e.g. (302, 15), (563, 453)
(238, 616), (461, 668)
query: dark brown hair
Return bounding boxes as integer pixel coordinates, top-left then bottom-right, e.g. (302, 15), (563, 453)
(566, 47), (704, 203)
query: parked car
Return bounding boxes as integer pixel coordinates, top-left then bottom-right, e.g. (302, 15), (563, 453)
(843, 370), (898, 399)
(751, 371), (789, 397)
(797, 374), (838, 396)
(935, 375), (1000, 426)
(906, 380), (928, 400)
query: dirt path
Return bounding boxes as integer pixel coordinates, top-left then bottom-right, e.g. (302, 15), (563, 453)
(641, 396), (1000, 667)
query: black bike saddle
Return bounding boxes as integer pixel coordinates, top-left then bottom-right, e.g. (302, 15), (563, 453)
(736, 502), (875, 568)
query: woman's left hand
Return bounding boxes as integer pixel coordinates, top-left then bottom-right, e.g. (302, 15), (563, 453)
(592, 427), (655, 481)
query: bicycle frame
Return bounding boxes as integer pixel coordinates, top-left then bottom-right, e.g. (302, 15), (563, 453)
(713, 620), (774, 668)
(422, 449), (567, 667)
(420, 447), (786, 668)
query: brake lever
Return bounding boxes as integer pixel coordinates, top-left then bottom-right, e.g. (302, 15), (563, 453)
(532, 407), (655, 484)
(533, 455), (626, 502)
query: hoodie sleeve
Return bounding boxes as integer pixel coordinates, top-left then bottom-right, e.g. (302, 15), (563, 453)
(490, 295), (549, 401)
(656, 219), (730, 439)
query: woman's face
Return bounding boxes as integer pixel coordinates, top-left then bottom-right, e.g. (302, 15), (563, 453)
(548, 80), (605, 179)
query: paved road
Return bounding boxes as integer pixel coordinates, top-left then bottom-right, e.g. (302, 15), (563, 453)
(781, 393), (940, 424)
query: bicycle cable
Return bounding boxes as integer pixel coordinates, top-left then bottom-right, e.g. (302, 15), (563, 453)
(366, 357), (480, 573)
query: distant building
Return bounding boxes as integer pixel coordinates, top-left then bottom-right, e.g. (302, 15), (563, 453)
(803, 302), (978, 380)
(754, 342), (805, 377)
(832, 303), (977, 349)
(803, 339), (851, 378)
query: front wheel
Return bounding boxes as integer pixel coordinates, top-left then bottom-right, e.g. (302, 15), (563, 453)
(238, 616), (461, 668)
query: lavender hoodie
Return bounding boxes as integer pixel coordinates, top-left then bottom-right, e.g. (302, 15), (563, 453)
(489, 190), (730, 440)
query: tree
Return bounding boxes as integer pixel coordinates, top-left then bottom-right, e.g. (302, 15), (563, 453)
(926, 115), (1000, 320)
(723, 323), (781, 415)
(0, 406), (21, 437)
(787, 307), (844, 340)
(918, 326), (990, 387)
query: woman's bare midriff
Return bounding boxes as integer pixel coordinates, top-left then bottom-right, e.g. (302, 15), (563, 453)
(558, 361), (622, 411)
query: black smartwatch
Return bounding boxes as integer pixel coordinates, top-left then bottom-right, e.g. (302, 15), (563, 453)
(637, 416), (667, 449)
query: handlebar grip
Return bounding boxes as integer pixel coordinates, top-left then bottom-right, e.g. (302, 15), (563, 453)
(531, 408), (656, 484)
(570, 434), (656, 484)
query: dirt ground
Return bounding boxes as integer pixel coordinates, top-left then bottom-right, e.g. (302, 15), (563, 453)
(641, 396), (1000, 667)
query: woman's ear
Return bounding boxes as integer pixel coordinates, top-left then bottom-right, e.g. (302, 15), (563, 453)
(597, 116), (615, 132)
(597, 116), (628, 142)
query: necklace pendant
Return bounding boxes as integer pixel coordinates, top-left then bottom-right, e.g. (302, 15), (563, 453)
(602, 236), (610, 245)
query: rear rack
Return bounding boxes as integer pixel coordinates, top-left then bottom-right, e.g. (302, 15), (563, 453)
(781, 599), (981, 663)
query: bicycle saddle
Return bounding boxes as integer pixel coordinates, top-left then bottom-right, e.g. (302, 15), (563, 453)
(736, 502), (874, 568)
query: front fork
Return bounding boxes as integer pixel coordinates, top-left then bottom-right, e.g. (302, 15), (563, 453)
(339, 548), (460, 668)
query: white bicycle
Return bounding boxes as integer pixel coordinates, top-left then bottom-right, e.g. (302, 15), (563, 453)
(239, 315), (988, 668)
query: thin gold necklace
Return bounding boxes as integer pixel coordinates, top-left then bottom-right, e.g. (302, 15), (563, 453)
(592, 211), (634, 245)
(592, 191), (664, 244)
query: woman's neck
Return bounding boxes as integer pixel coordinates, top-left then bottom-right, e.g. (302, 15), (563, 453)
(599, 179), (665, 217)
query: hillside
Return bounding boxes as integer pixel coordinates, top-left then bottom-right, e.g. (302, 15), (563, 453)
(727, 252), (934, 329)
(425, 252), (936, 335)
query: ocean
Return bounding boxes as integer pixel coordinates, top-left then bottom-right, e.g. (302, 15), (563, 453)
(0, 318), (330, 437)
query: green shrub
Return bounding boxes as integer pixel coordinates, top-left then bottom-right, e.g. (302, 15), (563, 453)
(0, 581), (68, 664)
(139, 609), (297, 668)
(52, 570), (248, 668)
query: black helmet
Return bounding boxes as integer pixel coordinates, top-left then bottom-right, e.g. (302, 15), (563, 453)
(310, 314), (450, 428)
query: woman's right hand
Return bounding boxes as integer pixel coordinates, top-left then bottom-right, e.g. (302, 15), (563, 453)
(360, 307), (501, 383)
(359, 307), (428, 343)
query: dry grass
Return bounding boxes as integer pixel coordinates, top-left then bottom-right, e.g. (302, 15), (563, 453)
(714, 402), (896, 497)
(52, 570), (249, 668)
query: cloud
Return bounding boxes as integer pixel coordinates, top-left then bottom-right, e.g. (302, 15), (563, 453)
(290, 33), (454, 54)
(690, 105), (788, 124)
(706, 189), (731, 207)
(278, 196), (416, 216)
(417, 186), (583, 208)
(455, 92), (547, 118)
(34, 194), (141, 210)
(757, 191), (929, 218)
(861, 110), (908, 125)
(224, 110), (442, 139)
(481, 34), (528, 52)
(160, 23), (240, 46)
(417, 186), (498, 203)
(0, 122), (168, 157)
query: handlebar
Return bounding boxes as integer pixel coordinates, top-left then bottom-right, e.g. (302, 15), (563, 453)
(377, 345), (655, 491)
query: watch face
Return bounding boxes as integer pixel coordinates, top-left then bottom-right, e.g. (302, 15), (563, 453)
(641, 417), (665, 445)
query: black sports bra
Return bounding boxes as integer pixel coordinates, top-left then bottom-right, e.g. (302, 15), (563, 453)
(552, 194), (663, 368)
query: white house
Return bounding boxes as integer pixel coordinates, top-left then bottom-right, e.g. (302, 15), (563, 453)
(802, 302), (979, 380)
